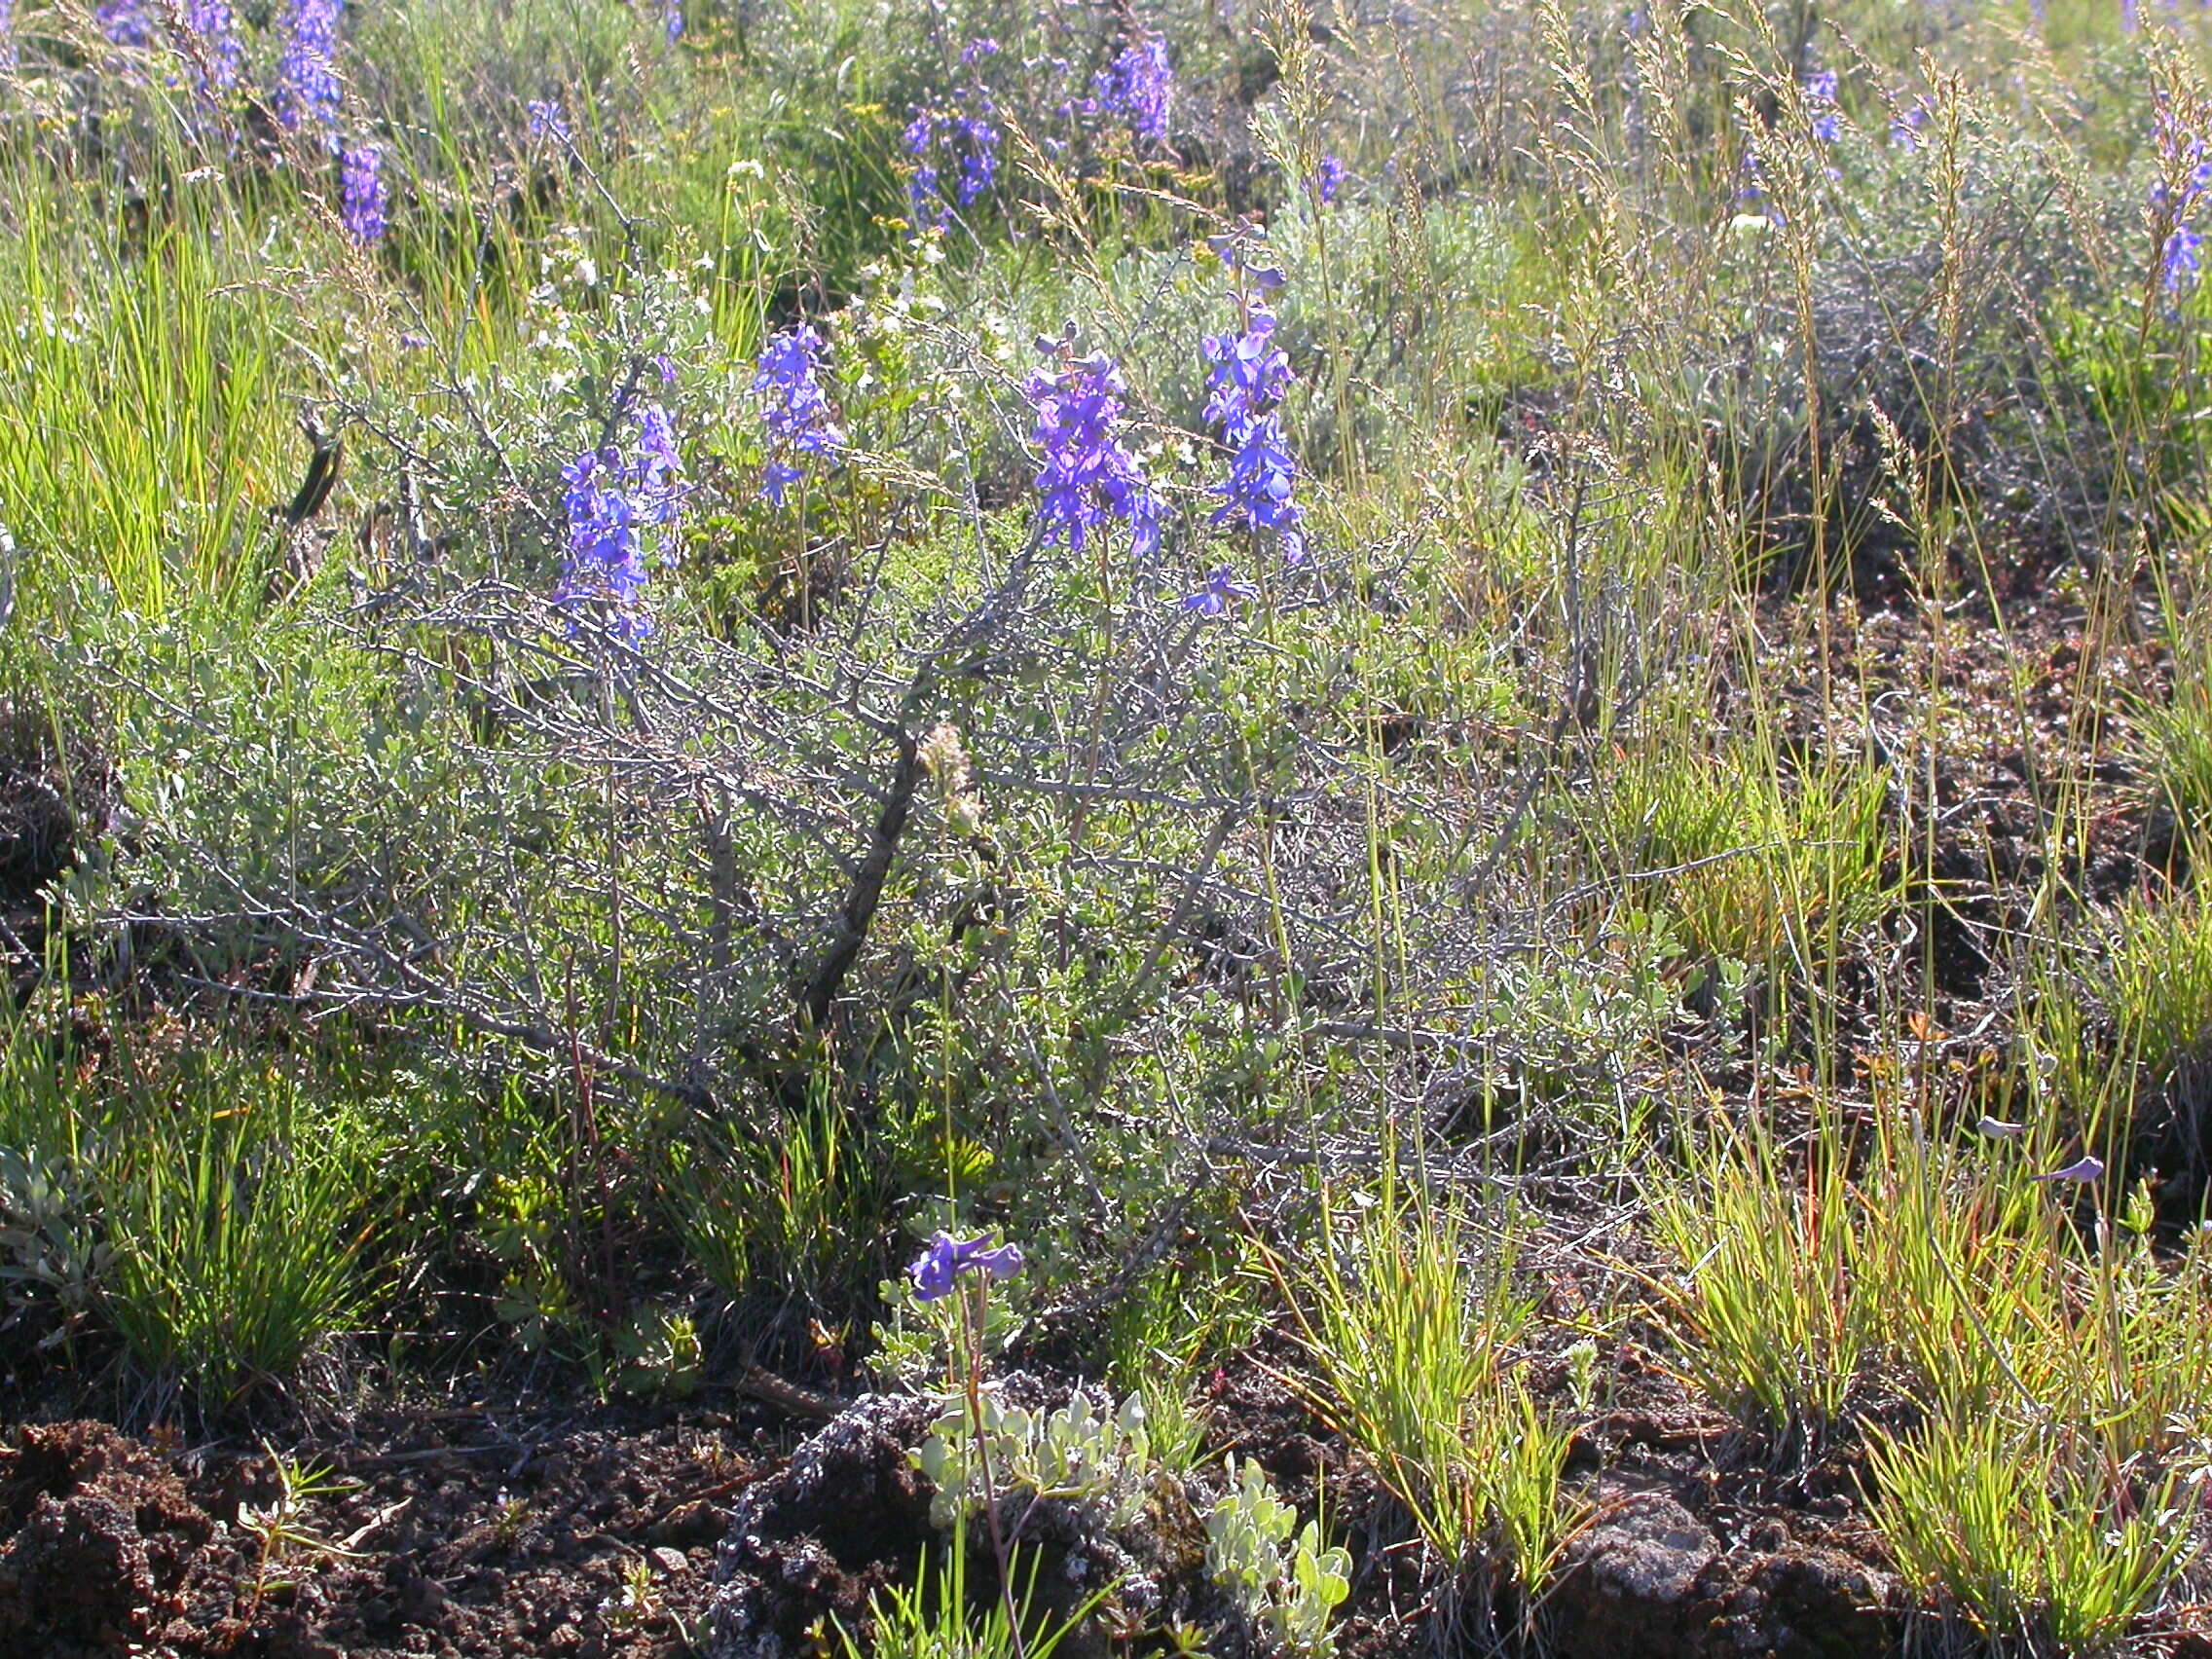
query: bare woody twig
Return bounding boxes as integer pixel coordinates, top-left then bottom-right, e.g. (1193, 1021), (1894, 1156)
(799, 726), (921, 1029)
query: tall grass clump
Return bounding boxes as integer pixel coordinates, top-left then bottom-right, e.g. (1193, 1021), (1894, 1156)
(1868, 1414), (2194, 1656)
(101, 1071), (380, 1400)
(1647, 1115), (1867, 1453)
(1284, 1171), (1576, 1607)
(1584, 734), (1893, 977)
(2014, 889), (2212, 1164)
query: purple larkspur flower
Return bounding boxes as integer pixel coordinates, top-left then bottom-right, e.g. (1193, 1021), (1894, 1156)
(1203, 301), (1295, 420)
(2030, 1153), (2107, 1185)
(527, 98), (571, 144)
(1737, 145), (1784, 227)
(556, 445), (649, 636)
(1204, 235), (1287, 289)
(96, 0), (152, 46)
(1202, 288), (1305, 563)
(662, 0), (682, 44)
(1184, 564), (1259, 616)
(101, 0), (240, 92)
(1803, 69), (1840, 145)
(1316, 154), (1346, 204)
(909, 1233), (1025, 1302)
(552, 405), (684, 636)
(2164, 224), (2202, 298)
(191, 0), (242, 83)
(2153, 105), (2212, 306)
(1090, 34), (1172, 149)
(905, 82), (999, 228)
(753, 324), (842, 504)
(2154, 99), (2211, 193)
(1025, 345), (1162, 558)
(341, 143), (387, 244)
(1214, 415), (1305, 561)
(633, 403), (684, 535)
(276, 0), (345, 148)
(903, 109), (940, 221)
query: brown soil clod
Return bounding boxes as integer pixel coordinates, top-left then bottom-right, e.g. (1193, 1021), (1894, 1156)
(0, 1420), (215, 1656)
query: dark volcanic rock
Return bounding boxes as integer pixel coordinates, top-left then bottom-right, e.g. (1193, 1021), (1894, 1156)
(709, 1392), (938, 1659)
(1554, 1491), (1721, 1657)
(1551, 1489), (1899, 1659)
(708, 1382), (1214, 1659)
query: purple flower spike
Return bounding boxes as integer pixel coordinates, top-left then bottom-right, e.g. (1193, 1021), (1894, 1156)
(1089, 35), (1173, 149)
(95, 0), (152, 47)
(528, 99), (571, 144)
(2164, 225), (2202, 300)
(555, 447), (649, 639)
(905, 79), (1000, 228)
(1184, 565), (1260, 616)
(102, 0), (242, 92)
(760, 461), (803, 507)
(908, 1233), (1025, 1303)
(2030, 1154), (2107, 1185)
(752, 325), (842, 504)
(1316, 155), (1346, 204)
(1202, 283), (1306, 564)
(966, 1240), (1024, 1281)
(1025, 346), (1162, 558)
(341, 143), (387, 245)
(2153, 102), (2212, 310)
(633, 403), (685, 543)
(552, 406), (684, 639)
(275, 0), (345, 149)
(910, 1234), (960, 1301)
(1737, 145), (1785, 228)
(1803, 68), (1840, 145)
(202, 5), (241, 73)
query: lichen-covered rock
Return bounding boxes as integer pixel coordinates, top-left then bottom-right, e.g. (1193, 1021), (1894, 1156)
(1550, 1488), (1900, 1659)
(709, 1392), (938, 1659)
(707, 1381), (1233, 1659)
(1553, 1490), (1721, 1656)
